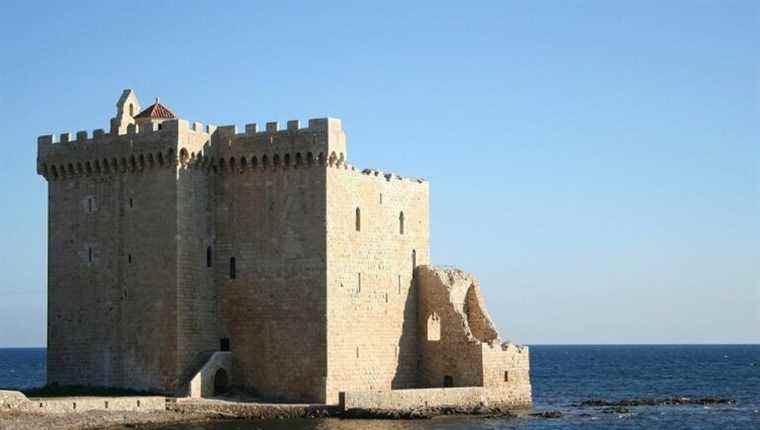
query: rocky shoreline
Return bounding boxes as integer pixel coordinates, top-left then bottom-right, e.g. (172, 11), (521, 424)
(577, 396), (736, 407)
(0, 409), (213, 430)
(341, 404), (530, 420)
(0, 395), (738, 430)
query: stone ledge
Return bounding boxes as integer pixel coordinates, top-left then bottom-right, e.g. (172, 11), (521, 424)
(0, 390), (29, 409)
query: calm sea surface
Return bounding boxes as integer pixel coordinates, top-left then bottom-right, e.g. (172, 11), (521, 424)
(1, 345), (758, 429)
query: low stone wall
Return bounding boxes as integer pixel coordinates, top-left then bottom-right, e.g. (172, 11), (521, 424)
(340, 387), (496, 411)
(0, 390), (29, 409)
(19, 396), (166, 413)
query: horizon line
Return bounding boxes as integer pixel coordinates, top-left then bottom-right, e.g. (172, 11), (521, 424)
(1, 342), (759, 349)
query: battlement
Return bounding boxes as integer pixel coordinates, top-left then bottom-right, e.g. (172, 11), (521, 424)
(37, 117), (339, 147)
(36, 114), (346, 181)
(212, 117), (341, 139)
(210, 117), (344, 161)
(37, 119), (216, 147)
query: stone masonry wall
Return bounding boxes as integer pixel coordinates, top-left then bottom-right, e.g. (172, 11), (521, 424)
(42, 131), (182, 392)
(214, 142), (329, 403)
(324, 168), (430, 404)
(339, 387), (485, 410)
(481, 343), (532, 407)
(19, 396), (166, 413)
(38, 118), (224, 393)
(176, 128), (219, 393)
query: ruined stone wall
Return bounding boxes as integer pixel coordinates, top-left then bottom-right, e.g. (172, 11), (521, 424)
(39, 129), (183, 392)
(417, 266), (486, 388)
(415, 266), (531, 406)
(212, 121), (336, 403)
(324, 168), (430, 404)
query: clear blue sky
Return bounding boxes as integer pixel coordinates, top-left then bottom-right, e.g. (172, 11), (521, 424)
(0, 1), (757, 347)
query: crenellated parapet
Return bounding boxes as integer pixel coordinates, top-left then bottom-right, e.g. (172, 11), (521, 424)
(176, 117), (349, 175)
(35, 116), (345, 180)
(36, 119), (204, 181)
(35, 89), (427, 191)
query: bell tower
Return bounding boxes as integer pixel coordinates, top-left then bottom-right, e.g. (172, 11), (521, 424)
(109, 89), (141, 135)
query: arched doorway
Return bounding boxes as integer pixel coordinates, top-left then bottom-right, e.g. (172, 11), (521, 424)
(213, 368), (229, 396)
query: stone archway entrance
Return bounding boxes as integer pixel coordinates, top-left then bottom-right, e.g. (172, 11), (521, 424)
(213, 368), (229, 396)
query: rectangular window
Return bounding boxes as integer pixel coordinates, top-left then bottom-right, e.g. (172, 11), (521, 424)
(504, 371), (510, 382)
(230, 257), (237, 279)
(444, 375), (454, 387)
(220, 338), (230, 351)
(88, 247), (92, 263)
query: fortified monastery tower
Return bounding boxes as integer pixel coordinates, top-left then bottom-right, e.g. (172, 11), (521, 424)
(36, 90), (531, 407)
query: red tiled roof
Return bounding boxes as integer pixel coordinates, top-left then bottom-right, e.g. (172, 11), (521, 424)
(134, 98), (176, 119)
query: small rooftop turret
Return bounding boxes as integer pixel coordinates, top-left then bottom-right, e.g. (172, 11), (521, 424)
(134, 97), (176, 120)
(134, 97), (177, 130)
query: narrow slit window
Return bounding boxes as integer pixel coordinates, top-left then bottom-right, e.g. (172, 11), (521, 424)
(129, 198), (133, 208)
(355, 207), (361, 231)
(412, 249), (417, 272)
(88, 247), (92, 263)
(206, 246), (213, 268)
(88, 198), (93, 213)
(399, 211), (405, 235)
(128, 254), (132, 264)
(229, 257), (236, 279)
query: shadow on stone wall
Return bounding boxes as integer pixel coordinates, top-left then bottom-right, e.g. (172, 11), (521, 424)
(391, 273), (420, 389)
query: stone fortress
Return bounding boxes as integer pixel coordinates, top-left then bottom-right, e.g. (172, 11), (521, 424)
(35, 90), (531, 409)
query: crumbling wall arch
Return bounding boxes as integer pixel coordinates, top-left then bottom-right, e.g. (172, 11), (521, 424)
(464, 283), (499, 343)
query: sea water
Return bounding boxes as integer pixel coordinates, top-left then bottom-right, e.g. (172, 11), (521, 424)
(2, 345), (758, 429)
